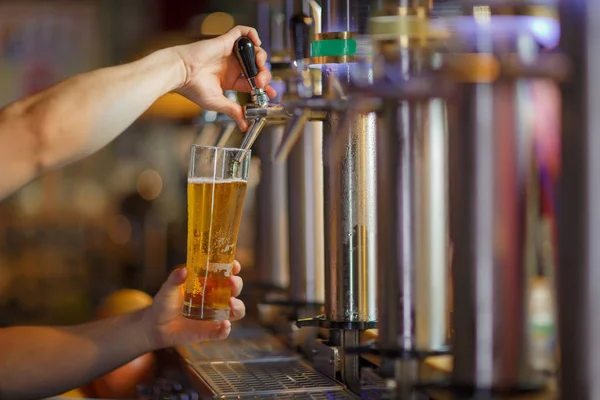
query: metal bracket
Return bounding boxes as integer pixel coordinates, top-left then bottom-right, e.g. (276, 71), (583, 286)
(345, 340), (450, 360)
(307, 339), (341, 380)
(296, 315), (377, 330)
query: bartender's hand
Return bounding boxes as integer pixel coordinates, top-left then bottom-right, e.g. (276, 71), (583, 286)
(174, 25), (277, 131)
(142, 261), (245, 349)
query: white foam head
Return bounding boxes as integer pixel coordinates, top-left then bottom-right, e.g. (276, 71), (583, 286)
(188, 177), (247, 184)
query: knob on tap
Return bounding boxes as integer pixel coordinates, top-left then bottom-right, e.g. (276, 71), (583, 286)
(234, 37), (269, 107)
(289, 13), (312, 64)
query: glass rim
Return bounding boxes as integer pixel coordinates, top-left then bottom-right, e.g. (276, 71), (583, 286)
(190, 144), (252, 155)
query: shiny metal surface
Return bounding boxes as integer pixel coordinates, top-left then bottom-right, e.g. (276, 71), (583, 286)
(375, 96), (449, 355)
(413, 98), (449, 352)
(369, 5), (449, 363)
(276, 109), (312, 162)
(322, 0), (371, 34)
(245, 104), (291, 120)
(179, 334), (298, 364)
(237, 117), (267, 163)
(190, 359), (343, 397)
(322, 65), (378, 324)
(254, 126), (290, 291)
(309, 338), (341, 379)
(251, 88), (270, 108)
(209, 392), (360, 399)
(448, 64), (544, 390)
(288, 120), (325, 307)
(557, 0), (600, 398)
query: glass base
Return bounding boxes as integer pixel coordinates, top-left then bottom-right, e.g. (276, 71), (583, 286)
(182, 303), (229, 321)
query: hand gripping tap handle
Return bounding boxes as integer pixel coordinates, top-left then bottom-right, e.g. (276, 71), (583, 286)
(234, 37), (269, 107)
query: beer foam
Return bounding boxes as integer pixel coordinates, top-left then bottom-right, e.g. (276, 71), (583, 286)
(208, 262), (234, 277)
(188, 177), (247, 184)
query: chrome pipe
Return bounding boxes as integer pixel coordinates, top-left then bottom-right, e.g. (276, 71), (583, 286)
(254, 125), (290, 291)
(288, 120), (326, 310)
(448, 31), (551, 390)
(323, 65), (378, 324)
(557, 0), (600, 398)
(375, 96), (449, 355)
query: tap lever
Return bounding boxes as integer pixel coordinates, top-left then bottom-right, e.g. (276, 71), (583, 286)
(234, 36), (269, 107)
(234, 37), (260, 85)
(289, 12), (312, 64)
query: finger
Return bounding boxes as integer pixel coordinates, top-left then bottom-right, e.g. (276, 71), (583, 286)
(232, 260), (241, 275)
(255, 49), (272, 89)
(255, 70), (273, 90)
(156, 268), (188, 302)
(213, 95), (248, 131)
(255, 47), (268, 70)
(229, 275), (243, 298)
(208, 320), (232, 340)
(229, 298), (246, 322)
(226, 25), (261, 47)
(264, 84), (277, 99)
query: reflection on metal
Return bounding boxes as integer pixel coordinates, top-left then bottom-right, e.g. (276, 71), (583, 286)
(308, 338), (341, 379)
(557, 0), (600, 398)
(275, 109), (311, 162)
(254, 125), (290, 291)
(288, 120), (325, 307)
(374, 93), (450, 357)
(359, 6), (451, 398)
(322, 66), (378, 325)
(188, 359), (345, 397)
(448, 24), (564, 391)
(178, 334), (297, 364)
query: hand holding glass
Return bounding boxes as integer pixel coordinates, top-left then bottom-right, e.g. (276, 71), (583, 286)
(182, 145), (251, 321)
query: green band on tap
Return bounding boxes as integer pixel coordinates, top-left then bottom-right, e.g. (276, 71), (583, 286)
(311, 38), (357, 58)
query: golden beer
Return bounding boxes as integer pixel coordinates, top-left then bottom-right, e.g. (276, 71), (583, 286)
(182, 177), (248, 320)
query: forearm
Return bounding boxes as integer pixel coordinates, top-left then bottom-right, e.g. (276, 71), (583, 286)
(0, 47), (185, 199)
(0, 309), (154, 400)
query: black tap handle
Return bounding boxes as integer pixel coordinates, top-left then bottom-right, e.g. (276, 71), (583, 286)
(289, 13), (312, 61)
(234, 37), (259, 81)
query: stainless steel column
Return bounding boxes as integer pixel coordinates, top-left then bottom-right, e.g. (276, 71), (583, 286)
(557, 0), (600, 398)
(253, 1), (291, 292)
(369, 4), (450, 365)
(322, 64), (378, 325)
(287, 119), (325, 310)
(447, 20), (561, 390)
(286, 1), (326, 316)
(254, 128), (290, 291)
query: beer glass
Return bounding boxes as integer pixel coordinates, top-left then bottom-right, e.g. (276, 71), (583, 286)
(182, 145), (251, 320)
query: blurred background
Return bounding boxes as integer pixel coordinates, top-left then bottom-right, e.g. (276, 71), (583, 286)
(0, 0), (262, 327)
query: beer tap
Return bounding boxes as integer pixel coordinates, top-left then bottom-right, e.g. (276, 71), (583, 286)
(233, 37), (269, 158)
(274, 10), (317, 163)
(233, 36), (317, 157)
(275, 2), (379, 392)
(195, 90), (238, 147)
(234, 36), (270, 108)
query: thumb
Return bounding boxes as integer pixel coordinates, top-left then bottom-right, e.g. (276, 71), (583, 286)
(213, 95), (248, 132)
(155, 267), (187, 304)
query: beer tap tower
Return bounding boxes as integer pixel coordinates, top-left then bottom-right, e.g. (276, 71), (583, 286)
(245, 1), (292, 309)
(354, 1), (453, 395)
(173, 0), (600, 398)
(234, 0), (378, 390)
(249, 1), (326, 348)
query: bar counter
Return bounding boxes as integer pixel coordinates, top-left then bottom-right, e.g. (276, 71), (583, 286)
(45, 319), (557, 400)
